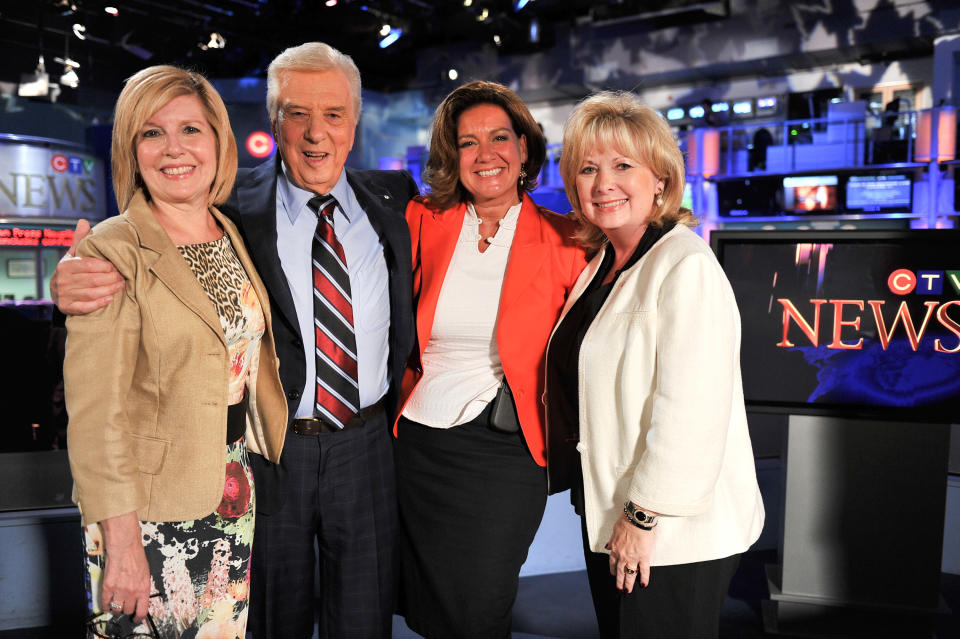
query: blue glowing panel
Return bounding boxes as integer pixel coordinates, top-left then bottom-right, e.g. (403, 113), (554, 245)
(667, 107), (685, 120)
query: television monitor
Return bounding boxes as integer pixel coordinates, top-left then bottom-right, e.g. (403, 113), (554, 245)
(782, 175), (838, 213)
(711, 230), (960, 422)
(845, 174), (912, 213)
(716, 176), (781, 217)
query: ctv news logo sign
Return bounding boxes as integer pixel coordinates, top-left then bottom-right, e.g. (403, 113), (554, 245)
(50, 154), (96, 176)
(0, 143), (104, 218)
(776, 269), (960, 353)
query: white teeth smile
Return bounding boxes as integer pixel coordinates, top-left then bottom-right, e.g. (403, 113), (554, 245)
(304, 152), (328, 158)
(161, 166), (194, 175)
(595, 199), (627, 209)
(477, 168), (503, 177)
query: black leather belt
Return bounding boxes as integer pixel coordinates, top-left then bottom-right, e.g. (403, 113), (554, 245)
(291, 398), (386, 435)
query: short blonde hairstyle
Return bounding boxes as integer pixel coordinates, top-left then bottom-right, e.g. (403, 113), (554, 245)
(266, 42), (362, 126)
(112, 65), (237, 210)
(560, 91), (696, 251)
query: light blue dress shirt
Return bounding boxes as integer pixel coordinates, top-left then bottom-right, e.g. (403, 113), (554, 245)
(275, 165), (391, 419)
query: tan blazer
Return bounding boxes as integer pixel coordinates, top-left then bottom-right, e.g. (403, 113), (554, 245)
(65, 190), (287, 526)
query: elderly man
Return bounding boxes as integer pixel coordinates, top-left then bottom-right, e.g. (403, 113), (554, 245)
(52, 43), (418, 639)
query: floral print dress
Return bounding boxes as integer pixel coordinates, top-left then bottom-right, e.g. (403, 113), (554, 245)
(83, 234), (265, 639)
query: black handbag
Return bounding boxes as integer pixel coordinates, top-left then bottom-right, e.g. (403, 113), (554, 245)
(488, 378), (521, 433)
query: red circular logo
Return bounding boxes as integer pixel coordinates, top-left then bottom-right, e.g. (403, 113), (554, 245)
(246, 131), (275, 159)
(51, 154), (68, 173)
(887, 269), (916, 295)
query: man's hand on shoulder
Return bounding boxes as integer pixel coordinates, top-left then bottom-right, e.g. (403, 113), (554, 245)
(51, 219), (124, 315)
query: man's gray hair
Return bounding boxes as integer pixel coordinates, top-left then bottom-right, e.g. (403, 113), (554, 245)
(266, 42), (362, 125)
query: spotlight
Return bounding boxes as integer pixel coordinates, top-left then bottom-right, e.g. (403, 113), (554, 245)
(380, 24), (392, 36)
(18, 56), (50, 98)
(201, 32), (226, 50)
(463, 0), (473, 6)
(515, 0), (532, 9)
(447, 68), (458, 81)
(529, 18), (539, 43)
(72, 23), (86, 40)
(104, 6), (119, 15)
(493, 34), (502, 46)
(478, 8), (489, 21)
(60, 67), (79, 89)
(378, 28), (402, 49)
(325, 0), (338, 5)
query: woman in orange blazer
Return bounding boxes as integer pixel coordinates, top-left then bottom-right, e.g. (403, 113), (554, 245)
(394, 81), (586, 639)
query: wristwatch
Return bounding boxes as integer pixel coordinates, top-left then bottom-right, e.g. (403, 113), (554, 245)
(623, 501), (658, 530)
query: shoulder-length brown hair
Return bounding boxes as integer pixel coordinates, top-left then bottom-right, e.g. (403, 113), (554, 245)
(423, 81), (545, 211)
(112, 65), (237, 211)
(560, 91), (697, 251)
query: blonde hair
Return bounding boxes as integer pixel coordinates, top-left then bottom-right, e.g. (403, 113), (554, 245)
(112, 65), (237, 210)
(266, 42), (362, 126)
(560, 91), (696, 251)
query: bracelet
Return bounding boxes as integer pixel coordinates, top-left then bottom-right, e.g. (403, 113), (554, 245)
(623, 502), (658, 531)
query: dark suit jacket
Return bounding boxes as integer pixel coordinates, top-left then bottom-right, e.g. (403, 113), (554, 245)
(222, 157), (419, 514)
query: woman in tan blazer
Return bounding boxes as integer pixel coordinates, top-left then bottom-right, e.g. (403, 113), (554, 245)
(64, 66), (286, 639)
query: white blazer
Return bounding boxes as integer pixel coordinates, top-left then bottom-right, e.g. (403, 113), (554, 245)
(551, 224), (764, 566)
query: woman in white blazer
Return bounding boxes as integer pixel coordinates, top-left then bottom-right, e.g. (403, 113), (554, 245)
(545, 91), (765, 639)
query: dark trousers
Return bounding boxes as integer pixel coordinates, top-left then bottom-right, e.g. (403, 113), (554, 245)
(582, 518), (740, 639)
(395, 413), (548, 639)
(248, 414), (397, 639)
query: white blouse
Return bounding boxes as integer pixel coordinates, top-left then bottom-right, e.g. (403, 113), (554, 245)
(402, 201), (522, 428)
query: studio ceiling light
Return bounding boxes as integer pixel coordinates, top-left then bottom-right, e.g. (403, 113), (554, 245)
(379, 27), (402, 49)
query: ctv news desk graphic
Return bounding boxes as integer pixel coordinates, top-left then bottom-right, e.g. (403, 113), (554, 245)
(718, 233), (960, 420)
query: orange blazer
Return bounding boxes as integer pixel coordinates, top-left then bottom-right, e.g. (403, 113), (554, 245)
(398, 194), (586, 466)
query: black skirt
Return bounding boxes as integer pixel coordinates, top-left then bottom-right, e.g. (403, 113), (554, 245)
(395, 409), (547, 639)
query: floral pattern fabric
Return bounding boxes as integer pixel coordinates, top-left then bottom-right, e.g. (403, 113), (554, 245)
(177, 235), (266, 404)
(83, 440), (255, 639)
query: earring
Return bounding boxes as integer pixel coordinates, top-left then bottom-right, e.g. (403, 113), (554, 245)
(518, 164), (527, 186)
(656, 192), (664, 207)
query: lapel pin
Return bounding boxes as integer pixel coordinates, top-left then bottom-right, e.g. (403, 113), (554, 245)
(383, 194), (391, 199)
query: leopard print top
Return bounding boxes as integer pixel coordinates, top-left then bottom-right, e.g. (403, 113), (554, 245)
(178, 235), (266, 404)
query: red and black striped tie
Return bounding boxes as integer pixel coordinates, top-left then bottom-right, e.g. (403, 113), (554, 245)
(309, 195), (359, 429)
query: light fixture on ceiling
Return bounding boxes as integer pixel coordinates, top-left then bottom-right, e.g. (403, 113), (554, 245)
(18, 56), (50, 98)
(380, 24), (392, 36)
(379, 27), (402, 49)
(72, 23), (87, 40)
(515, 0), (532, 9)
(477, 8), (489, 21)
(200, 32), (226, 50)
(447, 68), (459, 81)
(104, 6), (119, 16)
(464, 0), (473, 6)
(325, 0), (337, 5)
(59, 65), (79, 89)
(493, 34), (502, 46)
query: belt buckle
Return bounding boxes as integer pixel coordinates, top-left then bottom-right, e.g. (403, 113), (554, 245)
(293, 417), (324, 435)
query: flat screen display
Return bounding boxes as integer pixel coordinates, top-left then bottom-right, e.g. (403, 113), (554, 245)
(845, 174), (912, 212)
(712, 230), (960, 422)
(717, 176), (781, 217)
(782, 175), (838, 213)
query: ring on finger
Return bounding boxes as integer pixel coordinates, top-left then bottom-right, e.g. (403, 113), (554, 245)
(624, 566), (637, 575)
(109, 601), (122, 611)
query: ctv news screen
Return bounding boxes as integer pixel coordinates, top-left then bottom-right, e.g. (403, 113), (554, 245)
(712, 230), (960, 421)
